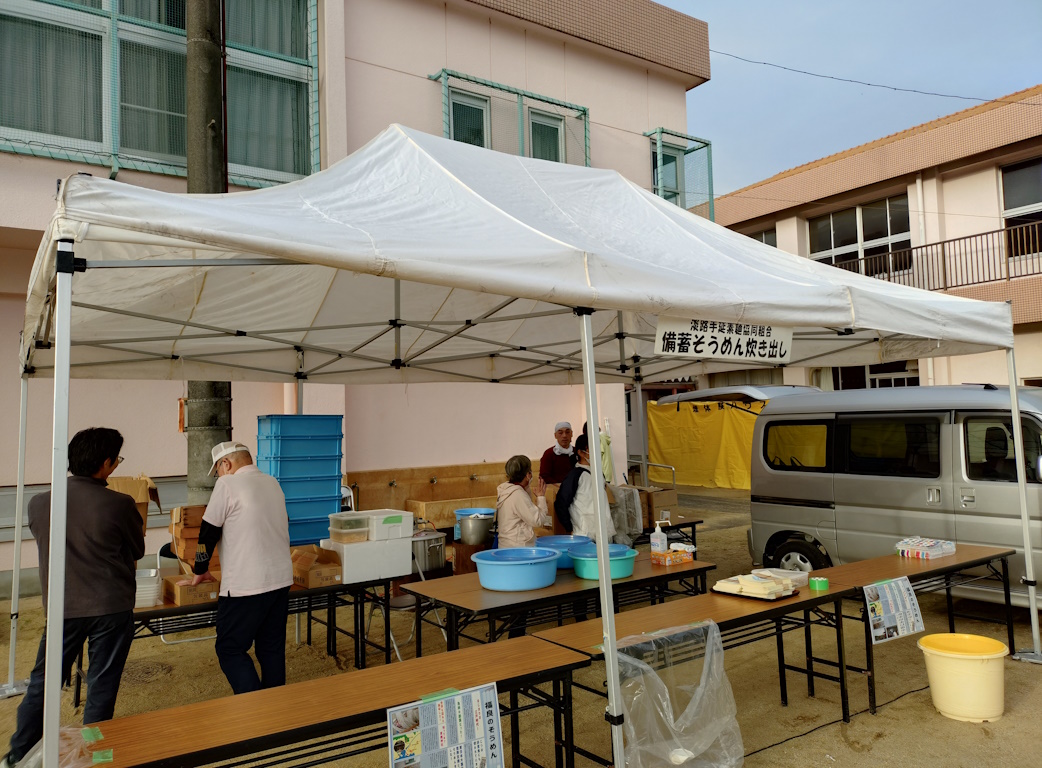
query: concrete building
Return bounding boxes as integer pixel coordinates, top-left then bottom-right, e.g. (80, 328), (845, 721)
(712, 84), (1042, 391)
(0, 0), (711, 568)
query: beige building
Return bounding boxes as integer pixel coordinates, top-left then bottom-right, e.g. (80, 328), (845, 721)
(712, 84), (1042, 391)
(0, 0), (710, 566)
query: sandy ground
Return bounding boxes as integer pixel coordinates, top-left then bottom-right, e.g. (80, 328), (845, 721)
(0, 489), (1039, 767)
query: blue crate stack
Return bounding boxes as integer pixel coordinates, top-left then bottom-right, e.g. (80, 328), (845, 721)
(257, 415), (344, 545)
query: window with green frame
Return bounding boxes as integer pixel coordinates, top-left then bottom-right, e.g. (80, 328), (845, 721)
(0, 0), (313, 184)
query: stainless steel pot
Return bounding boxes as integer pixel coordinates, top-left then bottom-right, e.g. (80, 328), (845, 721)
(459, 514), (495, 546)
(412, 530), (446, 574)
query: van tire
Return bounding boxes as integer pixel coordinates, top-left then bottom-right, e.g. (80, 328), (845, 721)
(769, 539), (829, 572)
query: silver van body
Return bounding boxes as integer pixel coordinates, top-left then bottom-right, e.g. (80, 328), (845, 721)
(750, 385), (1042, 607)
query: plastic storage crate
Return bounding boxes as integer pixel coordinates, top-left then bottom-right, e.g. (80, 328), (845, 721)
(257, 436), (343, 459)
(258, 414), (344, 438)
(285, 495), (342, 520)
(288, 516), (332, 546)
(277, 475), (342, 501)
(257, 456), (343, 479)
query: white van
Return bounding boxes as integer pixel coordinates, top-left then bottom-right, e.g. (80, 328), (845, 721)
(750, 385), (1042, 606)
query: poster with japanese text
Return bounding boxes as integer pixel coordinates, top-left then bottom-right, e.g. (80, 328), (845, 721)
(654, 317), (793, 364)
(864, 577), (924, 645)
(387, 683), (503, 768)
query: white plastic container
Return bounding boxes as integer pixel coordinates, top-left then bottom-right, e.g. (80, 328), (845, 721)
(650, 521), (667, 554)
(365, 510), (414, 541)
(321, 537), (412, 582)
(328, 511), (370, 543)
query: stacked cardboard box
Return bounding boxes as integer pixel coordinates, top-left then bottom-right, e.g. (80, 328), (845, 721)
(107, 474), (161, 533)
(163, 574), (221, 606)
(291, 545), (343, 588)
(169, 505), (219, 570)
(629, 485), (679, 529)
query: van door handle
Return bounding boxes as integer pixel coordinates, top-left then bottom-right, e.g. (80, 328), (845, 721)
(926, 487), (941, 504)
(960, 488), (975, 505)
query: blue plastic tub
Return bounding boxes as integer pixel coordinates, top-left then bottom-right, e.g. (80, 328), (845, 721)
(285, 495), (342, 519)
(287, 516), (331, 546)
(568, 543), (638, 581)
(276, 475), (343, 501)
(471, 548), (560, 591)
(257, 456), (343, 479)
(257, 436), (343, 459)
(536, 535), (592, 570)
(454, 507), (495, 541)
(258, 414), (344, 438)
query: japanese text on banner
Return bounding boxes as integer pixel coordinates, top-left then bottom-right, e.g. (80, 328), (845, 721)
(654, 317), (793, 364)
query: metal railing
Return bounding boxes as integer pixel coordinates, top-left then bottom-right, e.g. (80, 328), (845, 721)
(829, 220), (1042, 291)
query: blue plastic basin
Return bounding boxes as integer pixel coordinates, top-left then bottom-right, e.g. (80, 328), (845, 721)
(536, 535), (592, 570)
(568, 543), (638, 581)
(471, 547), (560, 591)
(454, 507), (494, 541)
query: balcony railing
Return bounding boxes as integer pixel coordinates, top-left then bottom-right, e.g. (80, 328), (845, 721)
(831, 220), (1042, 291)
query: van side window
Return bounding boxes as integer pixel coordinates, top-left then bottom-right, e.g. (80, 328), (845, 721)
(836, 417), (940, 478)
(764, 421), (830, 472)
(965, 418), (1042, 483)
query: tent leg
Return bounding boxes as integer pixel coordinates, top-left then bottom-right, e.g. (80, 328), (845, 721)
(43, 243), (75, 767)
(295, 350), (304, 645)
(1006, 349), (1042, 662)
(0, 375), (31, 699)
(578, 311), (626, 767)
(634, 378), (647, 486)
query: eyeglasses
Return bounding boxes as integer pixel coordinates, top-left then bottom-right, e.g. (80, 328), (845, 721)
(116, 456), (125, 465)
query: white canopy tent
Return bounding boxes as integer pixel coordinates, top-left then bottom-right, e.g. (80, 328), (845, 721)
(14, 124), (1039, 766)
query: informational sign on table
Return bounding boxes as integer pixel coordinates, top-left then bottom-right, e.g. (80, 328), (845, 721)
(653, 316), (792, 364)
(387, 683), (503, 768)
(864, 576), (924, 645)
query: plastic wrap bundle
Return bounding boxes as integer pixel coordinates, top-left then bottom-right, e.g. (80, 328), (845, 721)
(616, 621), (743, 768)
(608, 484), (643, 547)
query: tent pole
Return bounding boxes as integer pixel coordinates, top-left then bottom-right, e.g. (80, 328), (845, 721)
(0, 375), (30, 698)
(1006, 348), (1042, 661)
(43, 242), (75, 767)
(635, 376), (647, 486)
(577, 310), (626, 766)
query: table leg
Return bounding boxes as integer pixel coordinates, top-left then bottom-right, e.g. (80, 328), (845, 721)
(552, 677), (563, 768)
(415, 597), (424, 658)
(803, 609), (815, 697)
(489, 614), (498, 643)
(383, 581), (392, 664)
(354, 590), (364, 669)
(775, 617), (788, 706)
(1001, 557), (1015, 652)
(306, 595), (313, 646)
(327, 593), (337, 659)
(699, 572), (707, 594)
(564, 671), (575, 768)
(945, 574), (956, 633)
(862, 603), (876, 714)
(448, 610), (460, 651)
(509, 689), (521, 768)
(834, 598), (849, 723)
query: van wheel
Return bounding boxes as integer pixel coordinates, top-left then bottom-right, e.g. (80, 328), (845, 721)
(770, 539), (828, 572)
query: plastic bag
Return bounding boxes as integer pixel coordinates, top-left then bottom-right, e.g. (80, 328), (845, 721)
(608, 484), (642, 546)
(616, 621), (743, 768)
(16, 726), (99, 768)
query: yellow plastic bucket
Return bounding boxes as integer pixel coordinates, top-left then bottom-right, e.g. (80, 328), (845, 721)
(917, 633), (1008, 722)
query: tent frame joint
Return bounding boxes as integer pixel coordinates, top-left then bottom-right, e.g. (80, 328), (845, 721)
(55, 253), (85, 275)
(1023, 577), (1037, 587)
(573, 306), (594, 317)
(604, 711), (624, 726)
(391, 358), (403, 369)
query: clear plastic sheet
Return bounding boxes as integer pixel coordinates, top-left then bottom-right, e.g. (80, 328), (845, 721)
(608, 484), (643, 546)
(616, 621), (744, 767)
(15, 726), (98, 768)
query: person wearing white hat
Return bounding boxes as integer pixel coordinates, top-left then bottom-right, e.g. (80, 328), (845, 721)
(538, 421), (578, 485)
(179, 441), (293, 694)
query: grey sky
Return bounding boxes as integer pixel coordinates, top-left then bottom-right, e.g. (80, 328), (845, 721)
(656, 1), (1042, 196)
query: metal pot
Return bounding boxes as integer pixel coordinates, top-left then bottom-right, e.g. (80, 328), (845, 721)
(412, 530), (446, 574)
(460, 514), (495, 546)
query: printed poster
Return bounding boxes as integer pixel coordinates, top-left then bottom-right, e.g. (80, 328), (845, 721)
(388, 683), (503, 768)
(654, 316), (793, 364)
(864, 577), (924, 645)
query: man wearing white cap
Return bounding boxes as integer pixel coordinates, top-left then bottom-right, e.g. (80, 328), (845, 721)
(539, 421), (578, 485)
(180, 441), (293, 694)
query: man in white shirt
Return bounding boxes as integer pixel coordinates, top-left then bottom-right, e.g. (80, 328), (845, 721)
(181, 441), (293, 694)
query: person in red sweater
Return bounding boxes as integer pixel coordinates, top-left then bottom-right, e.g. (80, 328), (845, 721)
(539, 421), (578, 484)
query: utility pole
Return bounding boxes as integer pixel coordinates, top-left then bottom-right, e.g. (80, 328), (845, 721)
(186, 0), (231, 504)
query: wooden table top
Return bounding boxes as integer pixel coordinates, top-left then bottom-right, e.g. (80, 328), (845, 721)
(87, 636), (589, 768)
(813, 545), (1016, 589)
(401, 553), (715, 613)
(534, 582), (855, 657)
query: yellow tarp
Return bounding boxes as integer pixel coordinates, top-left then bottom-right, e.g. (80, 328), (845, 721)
(647, 400), (765, 489)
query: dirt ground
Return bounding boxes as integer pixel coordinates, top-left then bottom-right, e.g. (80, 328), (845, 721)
(0, 489), (1039, 767)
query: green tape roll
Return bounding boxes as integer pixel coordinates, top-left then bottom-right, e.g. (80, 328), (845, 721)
(809, 576), (829, 590)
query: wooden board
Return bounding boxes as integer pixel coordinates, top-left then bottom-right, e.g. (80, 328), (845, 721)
(404, 496), (497, 529)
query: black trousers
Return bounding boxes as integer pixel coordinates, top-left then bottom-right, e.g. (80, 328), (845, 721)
(9, 611), (134, 763)
(215, 586), (291, 695)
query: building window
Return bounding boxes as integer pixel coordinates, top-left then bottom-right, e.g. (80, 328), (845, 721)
(449, 90), (490, 149)
(651, 144), (685, 205)
(1001, 158), (1042, 258)
(529, 110), (563, 162)
(750, 229), (777, 247)
(0, 0), (314, 186)
(832, 361), (919, 390)
(809, 195), (911, 276)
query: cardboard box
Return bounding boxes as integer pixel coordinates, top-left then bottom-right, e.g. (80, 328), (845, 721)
(172, 505), (206, 528)
(291, 545), (343, 588)
(107, 475), (160, 531)
(163, 574), (220, 606)
(629, 486), (679, 528)
(651, 550), (693, 566)
(170, 520), (200, 540)
(173, 537), (219, 567)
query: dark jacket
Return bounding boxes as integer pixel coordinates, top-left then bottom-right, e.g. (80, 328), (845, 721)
(29, 475), (146, 619)
(553, 465), (584, 533)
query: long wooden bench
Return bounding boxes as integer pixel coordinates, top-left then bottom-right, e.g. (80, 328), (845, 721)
(83, 636), (590, 768)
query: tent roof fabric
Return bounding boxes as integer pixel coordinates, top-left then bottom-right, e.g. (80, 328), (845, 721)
(21, 125), (1012, 384)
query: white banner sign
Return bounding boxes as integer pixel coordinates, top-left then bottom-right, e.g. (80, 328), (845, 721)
(654, 317), (793, 364)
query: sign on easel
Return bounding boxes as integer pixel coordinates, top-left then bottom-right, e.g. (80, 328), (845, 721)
(864, 577), (924, 644)
(654, 316), (793, 364)
(388, 683), (504, 768)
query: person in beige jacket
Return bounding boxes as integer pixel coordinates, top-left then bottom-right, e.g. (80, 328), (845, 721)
(496, 455), (552, 549)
